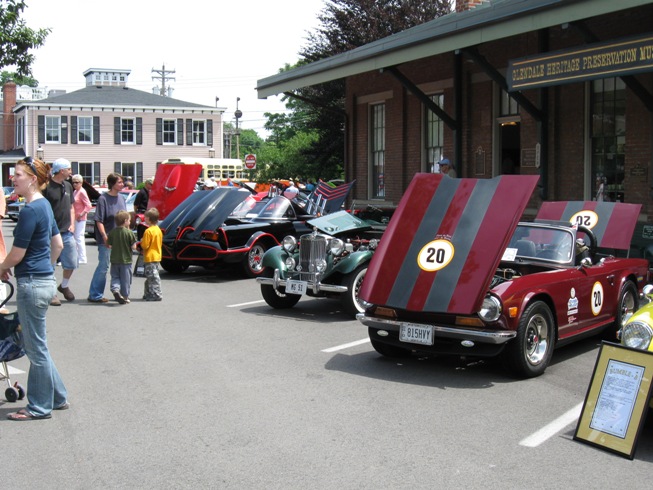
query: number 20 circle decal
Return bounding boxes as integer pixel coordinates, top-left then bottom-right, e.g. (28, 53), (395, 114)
(591, 281), (604, 316)
(570, 210), (598, 229)
(417, 239), (455, 272)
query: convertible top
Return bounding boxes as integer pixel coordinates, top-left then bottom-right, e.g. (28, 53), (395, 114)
(360, 173), (539, 315)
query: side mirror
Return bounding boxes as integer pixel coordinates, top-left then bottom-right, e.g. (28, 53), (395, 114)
(579, 257), (592, 268)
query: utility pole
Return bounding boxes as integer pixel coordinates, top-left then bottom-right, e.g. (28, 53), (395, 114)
(151, 64), (176, 96)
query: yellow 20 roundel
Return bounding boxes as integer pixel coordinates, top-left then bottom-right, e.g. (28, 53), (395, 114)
(418, 239), (455, 272)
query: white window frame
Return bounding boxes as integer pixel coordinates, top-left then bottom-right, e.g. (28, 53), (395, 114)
(193, 120), (207, 145)
(163, 119), (177, 145)
(78, 162), (97, 185)
(46, 115), (61, 143)
(121, 117), (136, 144)
(370, 103), (385, 199)
(78, 116), (93, 144)
(425, 94), (444, 172)
(118, 162), (136, 184)
(14, 115), (25, 148)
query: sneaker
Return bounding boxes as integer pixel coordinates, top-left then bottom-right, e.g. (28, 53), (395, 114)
(112, 291), (126, 304)
(58, 285), (75, 301)
(87, 297), (109, 303)
(124, 297), (131, 304)
(50, 296), (62, 306)
(145, 297), (162, 302)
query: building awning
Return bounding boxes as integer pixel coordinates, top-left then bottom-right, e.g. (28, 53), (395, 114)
(257, 0), (651, 98)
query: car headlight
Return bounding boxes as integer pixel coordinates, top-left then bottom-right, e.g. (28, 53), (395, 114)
(621, 322), (653, 350)
(478, 295), (502, 322)
(315, 259), (327, 272)
(285, 257), (296, 270)
(282, 236), (297, 253)
(329, 238), (345, 256)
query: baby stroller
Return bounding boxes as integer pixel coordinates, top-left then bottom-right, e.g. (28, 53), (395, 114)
(0, 280), (25, 402)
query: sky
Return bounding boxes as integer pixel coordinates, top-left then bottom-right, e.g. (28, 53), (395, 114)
(18, 0), (326, 135)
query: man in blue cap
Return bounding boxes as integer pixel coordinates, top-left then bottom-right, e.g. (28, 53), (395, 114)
(439, 158), (457, 178)
(44, 157), (78, 305)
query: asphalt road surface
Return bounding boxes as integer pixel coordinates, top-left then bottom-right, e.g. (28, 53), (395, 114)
(1, 220), (652, 489)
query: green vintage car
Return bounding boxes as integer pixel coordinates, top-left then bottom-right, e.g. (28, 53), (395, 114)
(256, 210), (384, 317)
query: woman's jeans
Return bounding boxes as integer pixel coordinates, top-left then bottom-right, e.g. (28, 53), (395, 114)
(88, 244), (110, 300)
(16, 275), (67, 417)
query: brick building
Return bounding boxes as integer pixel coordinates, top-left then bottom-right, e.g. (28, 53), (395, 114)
(257, 0), (653, 222)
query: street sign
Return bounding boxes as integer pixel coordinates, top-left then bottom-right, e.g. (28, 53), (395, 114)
(245, 154), (256, 169)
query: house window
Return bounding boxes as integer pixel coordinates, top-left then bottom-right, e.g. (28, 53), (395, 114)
(371, 104), (385, 198)
(591, 77), (626, 202)
(193, 120), (206, 145)
(118, 162), (136, 184)
(426, 94), (444, 172)
(46, 116), (61, 143)
(78, 116), (93, 143)
(121, 118), (135, 144)
(78, 163), (97, 185)
(14, 115), (24, 147)
(163, 119), (177, 144)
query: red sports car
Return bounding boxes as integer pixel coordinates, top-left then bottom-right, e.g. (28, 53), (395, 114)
(358, 173), (650, 378)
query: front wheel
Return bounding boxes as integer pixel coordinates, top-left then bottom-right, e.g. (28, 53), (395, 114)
(607, 281), (638, 340)
(340, 265), (369, 318)
(260, 268), (301, 309)
(242, 243), (267, 278)
(502, 301), (555, 378)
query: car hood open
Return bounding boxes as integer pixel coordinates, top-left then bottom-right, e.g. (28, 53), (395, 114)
(536, 201), (641, 250)
(307, 210), (372, 236)
(359, 173), (539, 315)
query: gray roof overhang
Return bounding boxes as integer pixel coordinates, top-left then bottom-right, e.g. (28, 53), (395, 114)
(257, 0), (651, 98)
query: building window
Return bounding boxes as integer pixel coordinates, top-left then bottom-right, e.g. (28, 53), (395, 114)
(193, 120), (206, 145)
(118, 162), (136, 184)
(591, 77), (626, 202)
(163, 119), (177, 144)
(371, 104), (385, 198)
(121, 118), (135, 144)
(78, 163), (97, 185)
(14, 115), (24, 147)
(78, 116), (93, 143)
(46, 116), (61, 143)
(500, 88), (519, 116)
(426, 94), (444, 172)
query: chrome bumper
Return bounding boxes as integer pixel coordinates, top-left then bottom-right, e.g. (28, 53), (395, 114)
(357, 314), (517, 345)
(256, 268), (348, 294)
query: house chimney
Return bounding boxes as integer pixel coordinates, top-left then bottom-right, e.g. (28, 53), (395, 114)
(456, 0), (486, 12)
(2, 80), (17, 151)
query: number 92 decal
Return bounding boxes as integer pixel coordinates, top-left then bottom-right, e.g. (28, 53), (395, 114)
(417, 239), (455, 272)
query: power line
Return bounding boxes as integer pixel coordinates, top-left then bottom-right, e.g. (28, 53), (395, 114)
(151, 64), (176, 97)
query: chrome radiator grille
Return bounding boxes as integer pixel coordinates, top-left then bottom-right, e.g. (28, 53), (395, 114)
(298, 235), (327, 281)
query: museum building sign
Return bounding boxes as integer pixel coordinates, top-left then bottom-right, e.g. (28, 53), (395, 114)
(508, 33), (653, 91)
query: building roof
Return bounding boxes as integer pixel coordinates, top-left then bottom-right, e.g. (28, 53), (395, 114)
(15, 85), (217, 112)
(257, 0), (650, 98)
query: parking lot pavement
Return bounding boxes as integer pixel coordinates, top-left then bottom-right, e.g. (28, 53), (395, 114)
(1, 221), (652, 488)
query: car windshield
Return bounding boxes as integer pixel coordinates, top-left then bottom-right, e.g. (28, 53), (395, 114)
(230, 195), (260, 218)
(257, 196), (295, 219)
(504, 224), (574, 263)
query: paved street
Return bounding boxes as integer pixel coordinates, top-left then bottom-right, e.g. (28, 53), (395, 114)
(1, 219), (652, 489)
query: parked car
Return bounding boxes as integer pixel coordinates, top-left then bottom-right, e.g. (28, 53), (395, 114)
(619, 284), (653, 353)
(6, 197), (25, 221)
(358, 173), (650, 378)
(159, 189), (318, 277)
(257, 210), (385, 317)
(3, 186), (15, 203)
(85, 189), (136, 238)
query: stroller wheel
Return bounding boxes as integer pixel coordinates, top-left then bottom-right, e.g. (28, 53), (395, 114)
(14, 382), (25, 400)
(5, 386), (19, 403)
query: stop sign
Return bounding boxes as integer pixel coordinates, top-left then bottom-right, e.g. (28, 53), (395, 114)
(244, 154), (256, 169)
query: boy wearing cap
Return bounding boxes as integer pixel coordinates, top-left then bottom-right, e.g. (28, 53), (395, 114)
(438, 158), (457, 178)
(44, 158), (78, 305)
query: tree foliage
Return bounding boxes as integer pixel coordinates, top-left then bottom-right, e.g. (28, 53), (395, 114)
(1, 69), (38, 86)
(0, 1), (50, 77)
(263, 0), (451, 181)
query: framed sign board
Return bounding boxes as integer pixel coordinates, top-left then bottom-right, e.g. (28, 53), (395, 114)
(574, 342), (653, 459)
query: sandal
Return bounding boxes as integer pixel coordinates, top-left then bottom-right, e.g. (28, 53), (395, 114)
(7, 408), (52, 421)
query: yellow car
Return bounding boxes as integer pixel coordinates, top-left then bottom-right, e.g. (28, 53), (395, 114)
(620, 285), (653, 352)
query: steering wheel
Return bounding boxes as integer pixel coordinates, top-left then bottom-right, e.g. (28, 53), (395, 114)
(577, 225), (597, 252)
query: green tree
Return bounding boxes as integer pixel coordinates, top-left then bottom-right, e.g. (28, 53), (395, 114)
(1, 69), (38, 86)
(0, 1), (50, 77)
(264, 0), (451, 180)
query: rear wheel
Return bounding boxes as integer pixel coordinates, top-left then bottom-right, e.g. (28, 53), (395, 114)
(160, 259), (189, 274)
(340, 265), (369, 318)
(260, 268), (301, 309)
(242, 243), (267, 277)
(503, 301), (555, 378)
